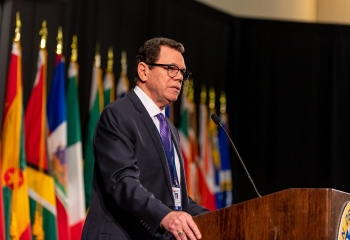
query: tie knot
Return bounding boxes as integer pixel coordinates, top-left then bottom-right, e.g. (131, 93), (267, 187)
(156, 113), (166, 123)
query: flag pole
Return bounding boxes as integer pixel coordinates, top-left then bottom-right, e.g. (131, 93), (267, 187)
(122, 50), (129, 89)
(71, 35), (78, 63)
(107, 47), (115, 102)
(56, 26), (63, 55)
(95, 42), (104, 112)
(219, 92), (226, 114)
(121, 50), (127, 76)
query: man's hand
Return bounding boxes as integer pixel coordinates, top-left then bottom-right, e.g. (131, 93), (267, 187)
(160, 211), (202, 240)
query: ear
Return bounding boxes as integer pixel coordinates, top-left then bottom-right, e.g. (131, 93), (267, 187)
(137, 62), (148, 82)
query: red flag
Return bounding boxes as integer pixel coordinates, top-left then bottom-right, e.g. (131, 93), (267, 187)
(178, 84), (198, 201)
(2, 41), (32, 240)
(197, 102), (217, 210)
(25, 48), (58, 240)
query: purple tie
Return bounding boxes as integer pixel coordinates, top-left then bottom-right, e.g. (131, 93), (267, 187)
(156, 113), (172, 156)
(156, 113), (177, 185)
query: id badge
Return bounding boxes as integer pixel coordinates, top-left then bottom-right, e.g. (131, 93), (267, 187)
(172, 187), (182, 210)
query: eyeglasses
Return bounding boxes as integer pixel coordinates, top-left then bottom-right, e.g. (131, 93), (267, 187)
(145, 63), (191, 81)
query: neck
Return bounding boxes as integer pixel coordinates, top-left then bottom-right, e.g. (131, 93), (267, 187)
(136, 84), (167, 110)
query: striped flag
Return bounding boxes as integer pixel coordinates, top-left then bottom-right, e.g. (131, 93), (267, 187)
(178, 90), (192, 196)
(83, 58), (103, 209)
(47, 54), (69, 239)
(208, 108), (222, 209)
(178, 81), (198, 201)
(218, 112), (232, 207)
(1, 40), (32, 240)
(197, 102), (216, 210)
(103, 69), (115, 106)
(25, 48), (58, 240)
(67, 60), (86, 239)
(188, 100), (198, 201)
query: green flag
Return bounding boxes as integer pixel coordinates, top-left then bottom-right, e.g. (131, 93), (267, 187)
(83, 60), (103, 209)
(67, 61), (86, 238)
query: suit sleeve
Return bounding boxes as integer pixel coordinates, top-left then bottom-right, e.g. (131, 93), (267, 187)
(188, 196), (210, 216)
(93, 106), (171, 236)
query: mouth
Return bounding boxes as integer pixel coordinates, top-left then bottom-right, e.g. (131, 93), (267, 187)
(169, 85), (181, 93)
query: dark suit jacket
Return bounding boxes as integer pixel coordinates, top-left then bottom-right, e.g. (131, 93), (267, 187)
(81, 89), (208, 240)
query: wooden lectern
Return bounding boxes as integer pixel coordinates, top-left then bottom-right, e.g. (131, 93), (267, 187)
(193, 188), (350, 239)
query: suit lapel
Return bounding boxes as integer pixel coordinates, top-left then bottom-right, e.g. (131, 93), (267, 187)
(127, 90), (173, 198)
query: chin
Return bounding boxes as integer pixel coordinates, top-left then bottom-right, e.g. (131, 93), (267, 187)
(166, 94), (178, 102)
(170, 96), (178, 102)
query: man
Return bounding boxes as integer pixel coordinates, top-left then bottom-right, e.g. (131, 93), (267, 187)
(82, 37), (209, 240)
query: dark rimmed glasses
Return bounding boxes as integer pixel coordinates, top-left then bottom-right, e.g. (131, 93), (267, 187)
(145, 63), (191, 81)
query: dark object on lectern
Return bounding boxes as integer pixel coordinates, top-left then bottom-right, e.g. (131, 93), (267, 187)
(193, 188), (350, 239)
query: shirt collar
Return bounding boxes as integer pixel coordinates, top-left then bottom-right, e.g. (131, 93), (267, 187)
(134, 86), (165, 117)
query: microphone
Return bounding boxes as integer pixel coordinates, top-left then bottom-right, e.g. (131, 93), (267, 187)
(211, 114), (262, 198)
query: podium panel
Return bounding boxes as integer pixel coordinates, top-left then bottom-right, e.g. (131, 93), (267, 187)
(193, 188), (350, 239)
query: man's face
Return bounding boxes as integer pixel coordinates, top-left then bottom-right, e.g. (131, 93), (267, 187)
(140, 45), (185, 109)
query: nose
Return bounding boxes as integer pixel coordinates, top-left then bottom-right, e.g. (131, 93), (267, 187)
(172, 72), (184, 83)
(173, 75), (183, 84)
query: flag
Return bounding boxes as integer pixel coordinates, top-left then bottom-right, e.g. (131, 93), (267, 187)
(218, 112), (232, 207)
(1, 41), (32, 240)
(187, 99), (198, 201)
(66, 60), (86, 239)
(83, 60), (103, 209)
(47, 54), (69, 239)
(197, 102), (217, 210)
(0, 142), (5, 240)
(103, 69), (115, 106)
(25, 48), (58, 240)
(116, 73), (129, 99)
(208, 108), (222, 209)
(178, 90), (192, 197)
(116, 50), (129, 99)
(178, 82), (198, 201)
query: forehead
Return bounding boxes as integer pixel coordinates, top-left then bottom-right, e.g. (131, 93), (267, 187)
(158, 45), (185, 68)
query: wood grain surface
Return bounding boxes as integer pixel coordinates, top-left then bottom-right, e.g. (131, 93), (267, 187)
(193, 188), (350, 240)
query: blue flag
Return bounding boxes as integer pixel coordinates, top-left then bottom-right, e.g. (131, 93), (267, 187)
(47, 56), (70, 239)
(218, 112), (232, 207)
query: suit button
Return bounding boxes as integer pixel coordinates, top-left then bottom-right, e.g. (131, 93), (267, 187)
(169, 206), (174, 210)
(166, 232), (172, 237)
